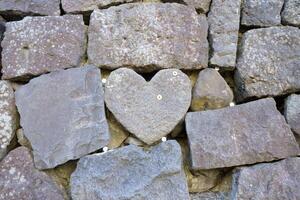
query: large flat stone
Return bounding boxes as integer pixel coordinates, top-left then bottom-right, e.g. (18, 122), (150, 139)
(88, 3), (208, 72)
(282, 0), (300, 27)
(284, 94), (300, 136)
(15, 66), (110, 169)
(208, 0), (241, 69)
(105, 68), (191, 145)
(1, 15), (87, 80)
(0, 0), (60, 19)
(241, 0), (284, 27)
(70, 140), (189, 200)
(0, 147), (65, 200)
(0, 81), (17, 160)
(232, 157), (300, 200)
(235, 26), (300, 101)
(186, 98), (299, 170)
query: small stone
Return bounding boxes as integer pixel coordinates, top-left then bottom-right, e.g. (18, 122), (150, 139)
(124, 136), (146, 147)
(190, 192), (229, 200)
(15, 66), (110, 169)
(71, 140), (189, 200)
(284, 94), (300, 136)
(241, 0), (284, 27)
(208, 0), (241, 69)
(191, 69), (233, 111)
(0, 81), (17, 160)
(232, 157), (300, 199)
(281, 0), (300, 27)
(186, 98), (299, 170)
(16, 128), (31, 149)
(105, 68), (191, 145)
(0, 0), (60, 19)
(0, 147), (65, 200)
(235, 26), (300, 101)
(88, 3), (208, 72)
(62, 0), (136, 13)
(2, 15), (87, 80)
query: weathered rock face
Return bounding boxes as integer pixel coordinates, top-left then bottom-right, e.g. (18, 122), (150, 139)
(235, 26), (300, 101)
(241, 0), (284, 27)
(191, 69), (233, 111)
(232, 157), (300, 200)
(0, 0), (60, 19)
(70, 140), (190, 200)
(186, 98), (299, 170)
(284, 94), (300, 136)
(88, 3), (208, 72)
(0, 147), (65, 200)
(282, 0), (300, 27)
(0, 81), (17, 160)
(208, 0), (241, 69)
(62, 0), (136, 13)
(105, 68), (191, 145)
(163, 0), (211, 13)
(190, 192), (229, 200)
(0, 16), (5, 67)
(1, 15), (87, 80)
(15, 66), (110, 169)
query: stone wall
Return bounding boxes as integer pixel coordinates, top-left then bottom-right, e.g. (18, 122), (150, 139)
(0, 0), (299, 199)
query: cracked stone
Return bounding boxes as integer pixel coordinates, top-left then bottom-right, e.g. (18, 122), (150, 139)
(186, 98), (299, 170)
(15, 66), (110, 169)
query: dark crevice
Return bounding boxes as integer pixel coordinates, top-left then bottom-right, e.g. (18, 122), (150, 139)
(161, 0), (188, 6)
(59, 0), (66, 16)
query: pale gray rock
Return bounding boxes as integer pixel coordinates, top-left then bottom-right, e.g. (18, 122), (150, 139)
(70, 140), (189, 200)
(190, 192), (229, 200)
(241, 0), (284, 27)
(163, 0), (211, 13)
(235, 26), (300, 101)
(0, 16), (5, 67)
(186, 98), (299, 170)
(1, 15), (87, 80)
(0, 147), (65, 200)
(88, 3), (208, 72)
(191, 69), (233, 111)
(0, 81), (17, 160)
(282, 0), (300, 27)
(208, 0), (241, 69)
(232, 157), (300, 200)
(284, 94), (300, 136)
(105, 68), (191, 145)
(0, 0), (60, 19)
(15, 66), (110, 169)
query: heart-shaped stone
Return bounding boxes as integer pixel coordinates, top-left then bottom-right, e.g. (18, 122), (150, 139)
(105, 68), (192, 144)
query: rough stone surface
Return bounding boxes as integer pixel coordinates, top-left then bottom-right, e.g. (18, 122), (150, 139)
(105, 68), (191, 145)
(0, 16), (5, 67)
(282, 0), (300, 27)
(190, 192), (229, 200)
(62, 0), (136, 13)
(232, 157), (300, 200)
(0, 0), (60, 18)
(163, 0), (211, 13)
(241, 0), (284, 27)
(0, 81), (17, 160)
(15, 66), (110, 169)
(0, 147), (65, 200)
(124, 136), (146, 146)
(2, 15), (87, 80)
(16, 128), (31, 149)
(186, 98), (299, 170)
(235, 26), (300, 101)
(191, 69), (233, 111)
(284, 94), (300, 136)
(70, 140), (190, 200)
(88, 3), (208, 72)
(208, 0), (241, 69)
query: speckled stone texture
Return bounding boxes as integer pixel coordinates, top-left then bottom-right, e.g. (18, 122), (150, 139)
(232, 157), (300, 200)
(105, 68), (191, 145)
(70, 140), (190, 200)
(166, 0), (212, 13)
(281, 0), (300, 27)
(0, 147), (65, 200)
(208, 0), (241, 69)
(241, 0), (284, 27)
(88, 3), (208, 72)
(284, 94), (300, 136)
(15, 66), (110, 169)
(186, 98), (299, 170)
(0, 0), (60, 19)
(190, 192), (229, 200)
(235, 26), (300, 101)
(0, 81), (17, 160)
(1, 15), (87, 80)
